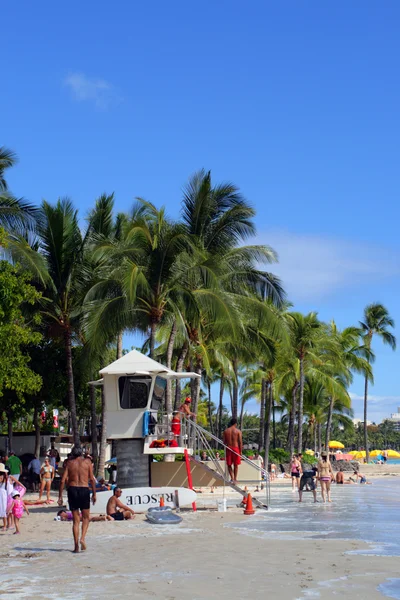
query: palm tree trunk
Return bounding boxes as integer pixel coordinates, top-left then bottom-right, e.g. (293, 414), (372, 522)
(149, 321), (157, 358)
(7, 409), (13, 453)
(174, 342), (188, 410)
(318, 422), (322, 453)
(232, 359), (238, 419)
(272, 391), (276, 449)
(90, 383), (99, 473)
(33, 405), (41, 458)
(98, 387), (107, 480)
(297, 356), (305, 453)
(165, 320), (177, 415)
(325, 396), (334, 451)
(259, 378), (266, 450)
(64, 328), (80, 446)
(239, 396), (246, 430)
(218, 375), (224, 443)
(364, 373), (369, 461)
(116, 332), (123, 359)
(313, 423), (317, 453)
(264, 384), (273, 472)
(287, 382), (298, 455)
(207, 378), (214, 437)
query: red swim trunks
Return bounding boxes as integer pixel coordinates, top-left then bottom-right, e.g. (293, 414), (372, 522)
(171, 418), (181, 436)
(226, 446), (241, 466)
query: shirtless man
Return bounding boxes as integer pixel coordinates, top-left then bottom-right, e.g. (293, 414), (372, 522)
(106, 488), (135, 520)
(223, 418), (243, 483)
(178, 397), (196, 419)
(58, 445), (96, 553)
(336, 470), (344, 484)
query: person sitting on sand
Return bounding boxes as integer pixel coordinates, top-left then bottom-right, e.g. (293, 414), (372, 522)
(95, 477), (111, 492)
(336, 470), (344, 484)
(299, 466), (318, 503)
(106, 488), (135, 520)
(317, 451), (334, 503)
(57, 509), (112, 522)
(223, 418), (243, 484)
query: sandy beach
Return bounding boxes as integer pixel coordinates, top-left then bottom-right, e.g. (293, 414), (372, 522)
(1, 479), (399, 600)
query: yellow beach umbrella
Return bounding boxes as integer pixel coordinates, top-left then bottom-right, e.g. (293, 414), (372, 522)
(351, 451), (366, 460)
(370, 450), (383, 457)
(329, 441), (344, 449)
(305, 449), (314, 456)
(349, 450), (360, 455)
(386, 449), (400, 458)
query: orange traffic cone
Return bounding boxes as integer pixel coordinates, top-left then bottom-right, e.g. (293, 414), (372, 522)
(244, 493), (255, 515)
(160, 495), (165, 507)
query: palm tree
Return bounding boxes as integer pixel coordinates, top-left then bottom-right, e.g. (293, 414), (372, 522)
(13, 198), (85, 445)
(286, 312), (322, 453)
(0, 147), (38, 233)
(360, 303), (396, 462)
(0, 146), (17, 191)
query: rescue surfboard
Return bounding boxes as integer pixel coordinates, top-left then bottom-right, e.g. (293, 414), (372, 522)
(89, 486), (196, 514)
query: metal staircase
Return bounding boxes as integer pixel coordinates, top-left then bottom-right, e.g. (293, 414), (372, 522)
(184, 417), (270, 509)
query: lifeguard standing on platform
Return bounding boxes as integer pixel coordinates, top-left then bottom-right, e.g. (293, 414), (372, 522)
(171, 397), (196, 442)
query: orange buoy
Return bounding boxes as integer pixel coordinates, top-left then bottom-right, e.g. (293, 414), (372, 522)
(160, 495), (165, 507)
(244, 493), (255, 515)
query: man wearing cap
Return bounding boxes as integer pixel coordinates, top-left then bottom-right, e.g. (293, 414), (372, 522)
(6, 452), (22, 481)
(178, 397), (197, 419)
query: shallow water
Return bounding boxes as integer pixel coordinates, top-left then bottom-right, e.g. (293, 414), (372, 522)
(379, 579), (400, 600)
(229, 477), (400, 557)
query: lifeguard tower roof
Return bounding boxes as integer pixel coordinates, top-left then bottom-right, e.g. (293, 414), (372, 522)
(99, 349), (199, 379)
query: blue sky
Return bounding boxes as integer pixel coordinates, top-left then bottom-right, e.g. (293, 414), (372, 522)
(2, 1), (399, 422)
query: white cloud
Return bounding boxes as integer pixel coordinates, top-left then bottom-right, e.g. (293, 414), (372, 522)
(258, 230), (399, 302)
(64, 72), (121, 109)
(349, 392), (400, 405)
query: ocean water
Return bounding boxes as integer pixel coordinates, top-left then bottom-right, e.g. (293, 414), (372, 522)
(228, 477), (400, 557)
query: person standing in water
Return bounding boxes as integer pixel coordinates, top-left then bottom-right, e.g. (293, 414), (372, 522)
(317, 451), (334, 503)
(223, 418), (243, 483)
(58, 445), (96, 553)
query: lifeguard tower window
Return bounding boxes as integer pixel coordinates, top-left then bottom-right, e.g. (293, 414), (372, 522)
(118, 376), (151, 409)
(151, 376), (167, 410)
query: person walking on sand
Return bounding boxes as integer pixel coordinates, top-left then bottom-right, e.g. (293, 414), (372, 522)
(7, 491), (29, 534)
(58, 445), (96, 553)
(317, 451), (334, 503)
(223, 418), (243, 484)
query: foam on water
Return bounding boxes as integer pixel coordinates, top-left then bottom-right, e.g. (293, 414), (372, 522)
(227, 478), (400, 557)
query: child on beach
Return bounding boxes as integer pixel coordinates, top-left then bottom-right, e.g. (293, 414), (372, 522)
(7, 491), (29, 534)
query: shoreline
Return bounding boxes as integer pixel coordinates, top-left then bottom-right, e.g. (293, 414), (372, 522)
(1, 488), (399, 599)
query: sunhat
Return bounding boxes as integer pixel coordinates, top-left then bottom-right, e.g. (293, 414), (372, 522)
(321, 451), (328, 457)
(12, 491), (20, 498)
(0, 463), (6, 473)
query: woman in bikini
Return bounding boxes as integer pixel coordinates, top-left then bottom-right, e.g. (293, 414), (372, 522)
(39, 457), (55, 502)
(317, 451), (334, 502)
(290, 455), (302, 490)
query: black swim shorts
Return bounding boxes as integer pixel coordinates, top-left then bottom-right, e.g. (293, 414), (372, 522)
(67, 486), (90, 511)
(300, 476), (315, 491)
(291, 472), (300, 478)
(110, 512), (124, 521)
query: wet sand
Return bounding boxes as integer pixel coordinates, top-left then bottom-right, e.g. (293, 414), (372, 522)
(0, 487), (399, 599)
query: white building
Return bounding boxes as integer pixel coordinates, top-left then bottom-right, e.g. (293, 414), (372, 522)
(386, 407), (400, 431)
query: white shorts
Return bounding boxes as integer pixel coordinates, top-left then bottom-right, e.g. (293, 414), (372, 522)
(12, 474), (20, 481)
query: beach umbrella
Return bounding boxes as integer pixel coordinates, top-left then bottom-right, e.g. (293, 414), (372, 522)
(349, 450), (360, 455)
(370, 450), (383, 457)
(351, 451), (366, 460)
(329, 441), (344, 449)
(305, 449), (314, 455)
(386, 450), (400, 458)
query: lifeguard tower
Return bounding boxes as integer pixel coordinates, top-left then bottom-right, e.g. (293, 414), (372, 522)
(97, 350), (199, 487)
(95, 349), (269, 509)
